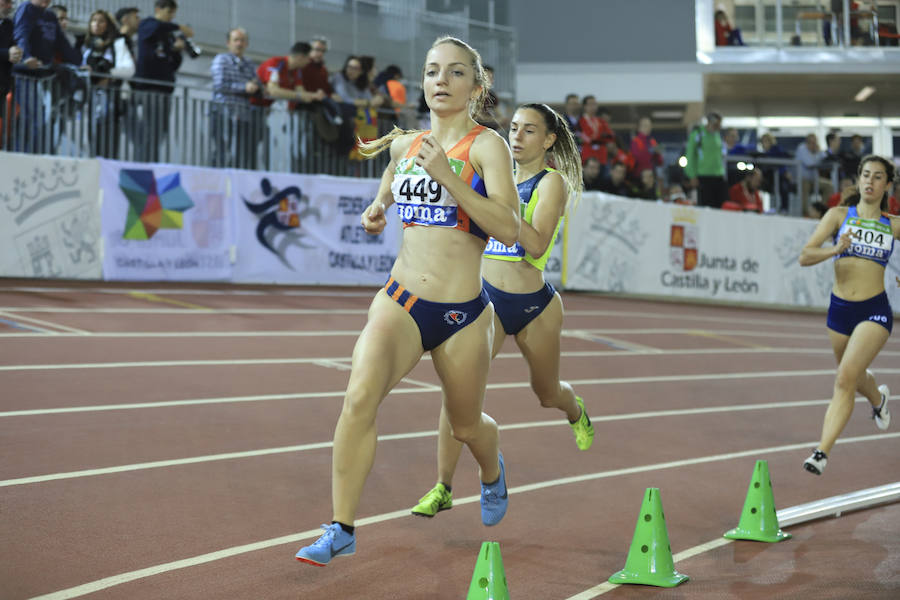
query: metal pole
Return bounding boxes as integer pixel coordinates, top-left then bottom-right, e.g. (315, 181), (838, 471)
(843, 0), (851, 47)
(775, 0), (783, 47)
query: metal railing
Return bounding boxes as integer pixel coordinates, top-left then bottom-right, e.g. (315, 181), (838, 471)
(60, 0), (518, 103)
(2, 70), (399, 177)
(725, 154), (842, 216)
(732, 0), (894, 48)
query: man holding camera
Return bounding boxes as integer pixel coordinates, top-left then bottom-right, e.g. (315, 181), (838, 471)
(133, 0), (194, 162)
(209, 27), (260, 169)
(12, 0), (81, 154)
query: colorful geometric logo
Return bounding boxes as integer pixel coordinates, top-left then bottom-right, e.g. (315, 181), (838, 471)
(119, 170), (194, 240)
(669, 207), (698, 271)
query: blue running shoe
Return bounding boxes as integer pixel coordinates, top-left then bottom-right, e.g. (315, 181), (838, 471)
(295, 523), (356, 566)
(480, 452), (508, 526)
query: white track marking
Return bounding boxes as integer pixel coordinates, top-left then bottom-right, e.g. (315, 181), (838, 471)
(8, 345), (895, 372)
(0, 304), (824, 329)
(4, 366), (899, 416)
(3, 402), (895, 486)
(25, 434), (898, 600)
(0, 311), (87, 334)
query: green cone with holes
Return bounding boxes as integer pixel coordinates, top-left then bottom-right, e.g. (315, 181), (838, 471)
(466, 541), (509, 600)
(724, 460), (792, 542)
(608, 487), (689, 587)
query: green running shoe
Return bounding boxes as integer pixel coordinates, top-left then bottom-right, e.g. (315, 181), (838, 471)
(570, 396), (594, 450)
(411, 482), (452, 517)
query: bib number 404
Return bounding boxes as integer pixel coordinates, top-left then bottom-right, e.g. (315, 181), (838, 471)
(399, 178), (443, 203)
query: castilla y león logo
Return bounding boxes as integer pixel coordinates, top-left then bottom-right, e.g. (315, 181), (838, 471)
(669, 207), (698, 271)
(119, 170), (193, 240)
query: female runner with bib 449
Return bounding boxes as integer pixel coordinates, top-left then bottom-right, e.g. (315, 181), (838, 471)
(295, 36), (521, 566)
(799, 155), (896, 475)
(411, 103), (595, 518)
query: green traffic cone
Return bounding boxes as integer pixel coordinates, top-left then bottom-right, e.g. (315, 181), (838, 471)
(724, 460), (791, 543)
(467, 541), (510, 600)
(608, 488), (689, 587)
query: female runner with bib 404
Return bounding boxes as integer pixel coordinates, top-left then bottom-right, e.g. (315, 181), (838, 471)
(295, 36), (520, 566)
(799, 155), (896, 475)
(411, 103), (595, 518)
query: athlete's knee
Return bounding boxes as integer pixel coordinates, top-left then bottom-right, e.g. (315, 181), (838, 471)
(341, 381), (383, 423)
(447, 420), (479, 444)
(531, 380), (562, 408)
(834, 365), (861, 392)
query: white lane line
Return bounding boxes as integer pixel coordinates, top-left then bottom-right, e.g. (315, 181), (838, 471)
(0, 330), (363, 338)
(26, 433), (898, 600)
(0, 286), (377, 298)
(0, 305), (824, 330)
(565, 328), (831, 341)
(5, 366), (899, 417)
(0, 346), (852, 372)
(0, 311), (87, 335)
(0, 306), (370, 315)
(563, 537), (735, 599)
(2, 399), (891, 485)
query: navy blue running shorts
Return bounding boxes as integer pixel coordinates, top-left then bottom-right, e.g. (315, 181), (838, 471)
(826, 291), (893, 336)
(482, 279), (556, 336)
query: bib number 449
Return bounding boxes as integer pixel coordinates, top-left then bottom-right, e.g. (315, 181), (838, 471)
(399, 177), (442, 203)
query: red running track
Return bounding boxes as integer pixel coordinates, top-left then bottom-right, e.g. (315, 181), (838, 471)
(0, 279), (898, 599)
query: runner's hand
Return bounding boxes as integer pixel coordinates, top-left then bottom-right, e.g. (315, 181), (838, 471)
(834, 231), (851, 255)
(361, 202), (387, 234)
(415, 135), (453, 186)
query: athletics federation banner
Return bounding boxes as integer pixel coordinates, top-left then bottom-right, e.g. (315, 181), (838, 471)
(565, 193), (835, 308)
(231, 171), (396, 285)
(99, 160), (233, 281)
(0, 153), (101, 279)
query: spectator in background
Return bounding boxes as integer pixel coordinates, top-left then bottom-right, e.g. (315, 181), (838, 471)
(827, 176), (855, 209)
(372, 64), (406, 125)
(13, 0), (81, 154)
(579, 95), (613, 165)
(256, 42), (324, 108)
(601, 162), (630, 197)
(630, 116), (663, 178)
(582, 156), (605, 191)
(795, 133), (833, 217)
(604, 135), (634, 176)
(844, 134), (866, 176)
(665, 182), (694, 205)
(684, 111), (727, 208)
(724, 168), (764, 213)
(715, 9), (745, 46)
(133, 0), (194, 162)
(209, 27), (260, 169)
(49, 4), (77, 51)
(330, 55), (382, 160)
(476, 65), (508, 132)
(0, 0), (21, 149)
(723, 127), (752, 185)
(821, 131), (849, 181)
(889, 179), (900, 214)
(630, 168), (660, 201)
(81, 9), (134, 158)
(302, 35), (339, 103)
(758, 131), (793, 211)
(115, 7), (139, 61)
(563, 93), (582, 141)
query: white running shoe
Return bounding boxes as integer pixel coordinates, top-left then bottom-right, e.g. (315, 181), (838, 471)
(803, 449), (827, 475)
(873, 384), (891, 431)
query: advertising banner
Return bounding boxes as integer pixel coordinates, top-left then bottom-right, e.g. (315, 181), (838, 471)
(99, 160), (233, 281)
(231, 170), (396, 285)
(0, 153), (102, 279)
(565, 193), (837, 308)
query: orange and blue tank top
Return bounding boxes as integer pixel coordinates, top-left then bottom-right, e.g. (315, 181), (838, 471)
(390, 124), (488, 241)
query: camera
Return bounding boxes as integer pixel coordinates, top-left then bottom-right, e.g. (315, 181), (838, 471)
(173, 31), (202, 59)
(85, 38), (113, 73)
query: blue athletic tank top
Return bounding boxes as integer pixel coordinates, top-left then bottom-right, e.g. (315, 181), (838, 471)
(833, 205), (894, 267)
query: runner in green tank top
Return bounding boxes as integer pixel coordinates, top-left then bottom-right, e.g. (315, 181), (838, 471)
(412, 103), (596, 518)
